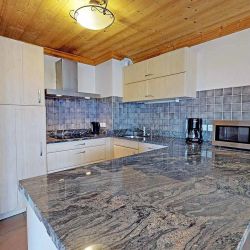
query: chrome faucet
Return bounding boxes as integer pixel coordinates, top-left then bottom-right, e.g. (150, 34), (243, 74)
(142, 126), (146, 137)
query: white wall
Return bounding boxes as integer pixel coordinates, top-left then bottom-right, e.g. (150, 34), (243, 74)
(77, 63), (95, 93)
(44, 55), (58, 89)
(194, 28), (250, 91)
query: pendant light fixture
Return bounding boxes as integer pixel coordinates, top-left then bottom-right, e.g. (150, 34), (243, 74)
(70, 0), (115, 30)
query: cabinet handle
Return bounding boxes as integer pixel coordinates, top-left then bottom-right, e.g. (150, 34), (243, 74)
(145, 95), (154, 98)
(38, 89), (41, 104)
(77, 143), (86, 146)
(40, 142), (43, 156)
(145, 74), (153, 77)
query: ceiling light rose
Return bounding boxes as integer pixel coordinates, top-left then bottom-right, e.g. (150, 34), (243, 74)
(70, 0), (115, 30)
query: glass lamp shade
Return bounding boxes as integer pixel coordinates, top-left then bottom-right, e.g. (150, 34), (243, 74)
(74, 5), (114, 30)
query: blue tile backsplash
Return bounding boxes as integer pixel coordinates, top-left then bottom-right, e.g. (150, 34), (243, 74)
(46, 84), (250, 141)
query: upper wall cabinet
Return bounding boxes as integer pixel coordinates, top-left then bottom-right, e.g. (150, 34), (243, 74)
(123, 60), (147, 84)
(0, 36), (45, 106)
(22, 43), (45, 106)
(123, 47), (196, 102)
(0, 37), (22, 105)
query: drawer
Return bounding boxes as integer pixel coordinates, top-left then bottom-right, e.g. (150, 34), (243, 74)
(113, 138), (139, 149)
(47, 138), (106, 153)
(47, 148), (83, 172)
(47, 145), (106, 173)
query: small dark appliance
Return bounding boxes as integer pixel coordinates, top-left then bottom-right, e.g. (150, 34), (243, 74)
(91, 122), (100, 135)
(186, 118), (203, 143)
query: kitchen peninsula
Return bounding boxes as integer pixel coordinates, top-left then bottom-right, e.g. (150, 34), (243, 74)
(20, 138), (250, 250)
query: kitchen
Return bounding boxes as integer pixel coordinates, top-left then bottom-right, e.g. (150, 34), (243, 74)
(0, 1), (250, 250)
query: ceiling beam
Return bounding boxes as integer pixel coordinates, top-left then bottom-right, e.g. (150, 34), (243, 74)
(44, 47), (95, 65)
(93, 52), (124, 65)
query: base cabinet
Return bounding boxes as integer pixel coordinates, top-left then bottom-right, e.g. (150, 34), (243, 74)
(0, 105), (46, 219)
(16, 106), (47, 179)
(47, 139), (106, 173)
(0, 106), (18, 215)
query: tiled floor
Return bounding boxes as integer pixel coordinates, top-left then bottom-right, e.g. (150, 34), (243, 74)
(0, 213), (27, 250)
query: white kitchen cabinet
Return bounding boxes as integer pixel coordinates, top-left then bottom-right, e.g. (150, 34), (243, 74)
(123, 60), (147, 84)
(168, 47), (188, 75)
(16, 106), (47, 180)
(147, 53), (169, 79)
(22, 43), (45, 106)
(0, 106), (18, 215)
(123, 47), (196, 102)
(47, 139), (107, 173)
(77, 63), (95, 94)
(0, 37), (22, 105)
(124, 72), (193, 102)
(0, 36), (45, 106)
(123, 81), (148, 102)
(47, 149), (82, 173)
(147, 73), (187, 100)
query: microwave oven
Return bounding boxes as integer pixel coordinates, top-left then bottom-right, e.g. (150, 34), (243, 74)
(212, 120), (250, 150)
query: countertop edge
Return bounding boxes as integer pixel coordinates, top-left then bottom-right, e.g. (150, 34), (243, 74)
(18, 183), (66, 250)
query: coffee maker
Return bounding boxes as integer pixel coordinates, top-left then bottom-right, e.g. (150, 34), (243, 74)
(186, 118), (203, 143)
(91, 122), (100, 135)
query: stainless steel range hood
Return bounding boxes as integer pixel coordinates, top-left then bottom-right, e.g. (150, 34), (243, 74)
(45, 59), (100, 99)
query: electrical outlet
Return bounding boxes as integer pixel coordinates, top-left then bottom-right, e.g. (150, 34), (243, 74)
(100, 122), (106, 128)
(208, 125), (213, 132)
(202, 125), (207, 131)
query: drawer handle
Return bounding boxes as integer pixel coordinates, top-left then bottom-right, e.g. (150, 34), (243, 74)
(77, 143), (86, 146)
(145, 74), (153, 77)
(145, 95), (154, 98)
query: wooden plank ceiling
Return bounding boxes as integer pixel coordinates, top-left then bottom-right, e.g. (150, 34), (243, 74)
(1, 0), (250, 65)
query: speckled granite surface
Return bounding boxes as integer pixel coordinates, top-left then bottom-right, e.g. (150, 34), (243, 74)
(20, 139), (250, 250)
(47, 134), (175, 146)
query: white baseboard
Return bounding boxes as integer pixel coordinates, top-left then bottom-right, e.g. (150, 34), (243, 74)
(0, 208), (26, 220)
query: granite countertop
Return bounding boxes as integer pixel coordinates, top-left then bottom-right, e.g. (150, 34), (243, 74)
(46, 134), (110, 144)
(46, 134), (175, 146)
(20, 139), (250, 250)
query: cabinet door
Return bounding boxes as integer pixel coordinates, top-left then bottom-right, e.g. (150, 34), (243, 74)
(123, 81), (148, 102)
(47, 149), (83, 173)
(123, 61), (147, 84)
(147, 53), (169, 79)
(84, 145), (106, 164)
(16, 106), (47, 180)
(22, 43), (45, 106)
(0, 106), (18, 214)
(168, 48), (187, 75)
(0, 37), (22, 105)
(148, 73), (185, 99)
(113, 145), (138, 159)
